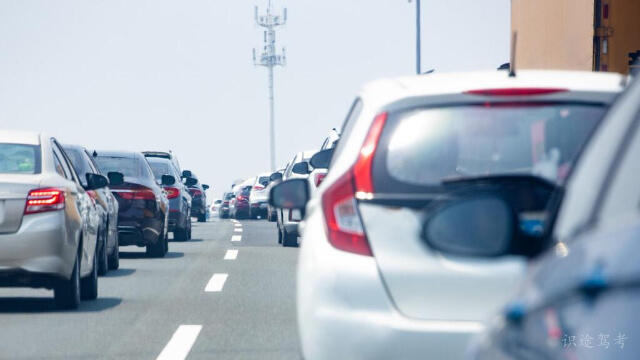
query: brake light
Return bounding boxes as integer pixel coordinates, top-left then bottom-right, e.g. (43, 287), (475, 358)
(464, 88), (568, 96)
(165, 187), (180, 199)
(113, 188), (156, 200)
(314, 173), (327, 187)
(353, 112), (387, 194)
(223, 201), (229, 205)
(319, 113), (387, 257)
(321, 171), (371, 256)
(253, 185), (264, 191)
(24, 188), (65, 214)
(237, 195), (246, 201)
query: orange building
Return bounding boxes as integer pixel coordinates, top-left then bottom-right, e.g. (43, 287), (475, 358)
(511, 0), (640, 74)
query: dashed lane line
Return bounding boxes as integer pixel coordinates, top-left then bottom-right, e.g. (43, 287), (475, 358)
(224, 249), (238, 260)
(231, 235), (241, 242)
(156, 325), (202, 360)
(204, 273), (228, 292)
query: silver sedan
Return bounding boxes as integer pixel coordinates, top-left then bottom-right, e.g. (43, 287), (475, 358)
(0, 130), (105, 309)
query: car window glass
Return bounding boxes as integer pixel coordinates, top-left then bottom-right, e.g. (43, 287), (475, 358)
(94, 155), (141, 177)
(64, 147), (93, 187)
(598, 110), (640, 222)
(0, 143), (41, 174)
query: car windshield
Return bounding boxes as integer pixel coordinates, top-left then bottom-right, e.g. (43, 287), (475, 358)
(0, 143), (40, 174)
(146, 158), (174, 181)
(93, 155), (142, 178)
(377, 103), (605, 191)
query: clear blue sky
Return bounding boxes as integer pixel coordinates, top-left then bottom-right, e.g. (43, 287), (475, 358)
(0, 0), (510, 198)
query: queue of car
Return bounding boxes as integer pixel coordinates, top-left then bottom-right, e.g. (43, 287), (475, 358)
(267, 69), (637, 359)
(0, 140), (209, 309)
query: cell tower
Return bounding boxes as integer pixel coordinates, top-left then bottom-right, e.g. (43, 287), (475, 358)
(253, 0), (287, 172)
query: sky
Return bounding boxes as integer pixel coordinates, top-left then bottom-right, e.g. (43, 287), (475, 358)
(0, 0), (510, 199)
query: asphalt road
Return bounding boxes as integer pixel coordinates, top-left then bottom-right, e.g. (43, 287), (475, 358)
(0, 218), (300, 360)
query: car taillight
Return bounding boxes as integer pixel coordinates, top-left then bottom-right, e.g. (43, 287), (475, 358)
(223, 201), (229, 205)
(253, 185), (264, 191)
(190, 189), (203, 197)
(320, 112), (387, 257)
(464, 88), (568, 96)
(24, 188), (65, 215)
(314, 173), (327, 187)
(113, 188), (156, 200)
(237, 195), (246, 201)
(165, 187), (180, 199)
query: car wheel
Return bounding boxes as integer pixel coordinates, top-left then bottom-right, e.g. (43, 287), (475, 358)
(80, 247), (98, 300)
(174, 228), (187, 242)
(187, 219), (192, 240)
(282, 227), (297, 247)
(54, 251), (81, 310)
(97, 228), (109, 276)
(146, 229), (166, 258)
(277, 224), (283, 244)
(108, 233), (120, 270)
(197, 213), (206, 222)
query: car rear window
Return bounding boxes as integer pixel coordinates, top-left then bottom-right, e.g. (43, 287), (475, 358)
(0, 143), (41, 174)
(258, 176), (270, 186)
(241, 186), (251, 196)
(224, 193), (233, 200)
(374, 103), (606, 193)
(63, 147), (94, 186)
(94, 155), (143, 178)
(146, 158), (175, 181)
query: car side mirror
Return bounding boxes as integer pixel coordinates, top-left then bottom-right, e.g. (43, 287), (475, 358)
(292, 162), (310, 175)
(202, 184), (210, 191)
(107, 172), (124, 186)
(270, 172), (283, 182)
(185, 177), (197, 187)
(310, 149), (333, 169)
(182, 170), (192, 179)
(161, 174), (176, 186)
(86, 173), (109, 190)
(269, 178), (309, 209)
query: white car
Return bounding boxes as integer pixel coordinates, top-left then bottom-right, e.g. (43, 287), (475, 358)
(271, 70), (626, 359)
(276, 150), (316, 246)
(248, 172), (272, 219)
(308, 129), (340, 194)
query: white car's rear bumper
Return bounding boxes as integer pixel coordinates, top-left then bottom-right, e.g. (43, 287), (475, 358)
(297, 210), (483, 360)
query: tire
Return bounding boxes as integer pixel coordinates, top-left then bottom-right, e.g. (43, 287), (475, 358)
(97, 227), (109, 276)
(187, 218), (192, 240)
(80, 247), (98, 300)
(277, 224), (283, 244)
(197, 213), (206, 222)
(282, 228), (298, 247)
(54, 252), (81, 310)
(268, 209), (276, 222)
(174, 228), (187, 242)
(146, 229), (166, 258)
(108, 233), (120, 270)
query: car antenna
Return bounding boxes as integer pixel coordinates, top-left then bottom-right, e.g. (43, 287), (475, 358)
(509, 31), (517, 77)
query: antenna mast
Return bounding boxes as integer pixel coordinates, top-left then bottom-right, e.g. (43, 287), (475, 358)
(253, 1), (287, 172)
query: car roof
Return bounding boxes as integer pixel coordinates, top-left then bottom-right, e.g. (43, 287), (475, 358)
(0, 130), (41, 145)
(143, 151), (171, 158)
(93, 150), (141, 158)
(359, 70), (627, 108)
(301, 150), (317, 160)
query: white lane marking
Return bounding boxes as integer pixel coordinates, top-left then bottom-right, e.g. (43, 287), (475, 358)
(156, 325), (202, 360)
(231, 219), (238, 223)
(234, 228), (242, 232)
(231, 235), (241, 242)
(224, 249), (238, 260)
(234, 223), (242, 227)
(205, 273), (228, 292)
